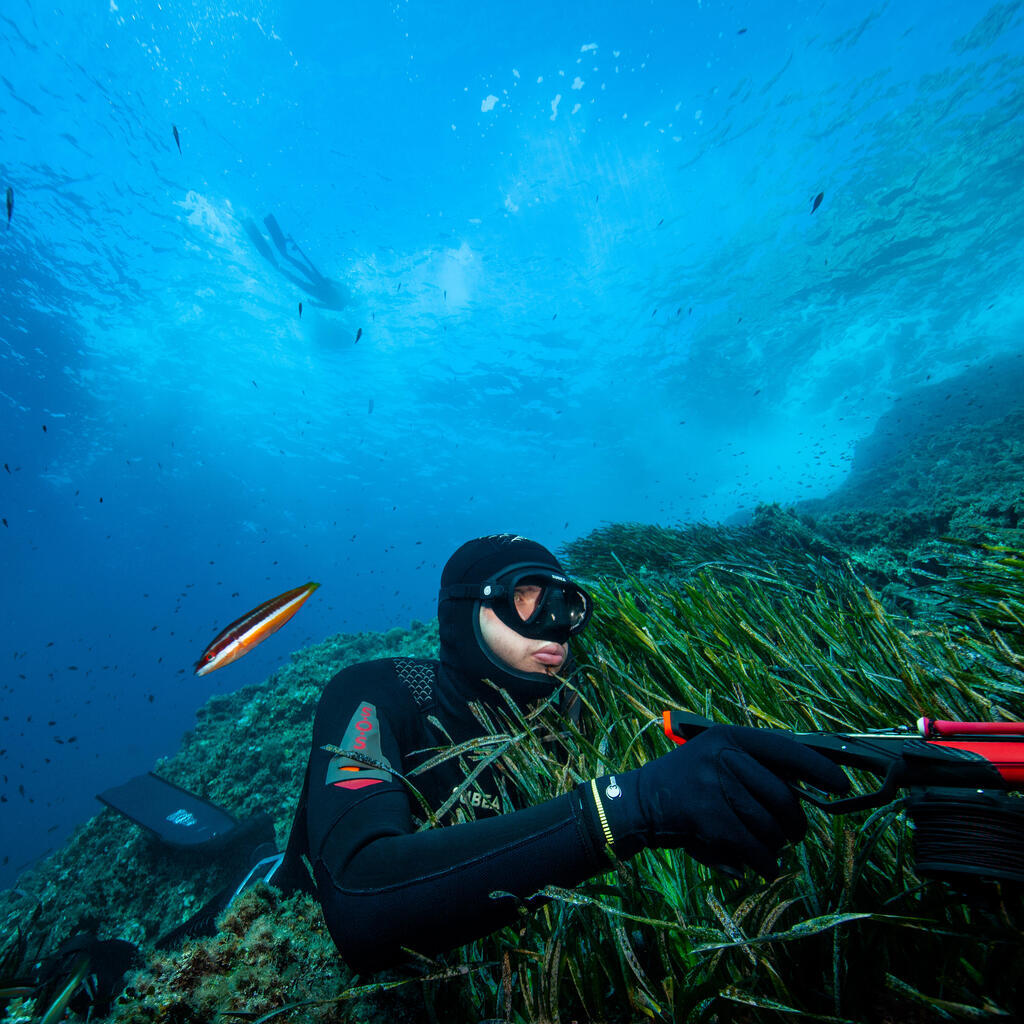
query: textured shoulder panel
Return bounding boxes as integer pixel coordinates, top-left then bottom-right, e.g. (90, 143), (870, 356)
(393, 658), (437, 710)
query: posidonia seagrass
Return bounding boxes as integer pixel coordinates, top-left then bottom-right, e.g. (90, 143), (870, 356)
(426, 531), (1024, 1022)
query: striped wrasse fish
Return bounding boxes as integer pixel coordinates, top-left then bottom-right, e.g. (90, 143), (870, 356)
(195, 582), (320, 675)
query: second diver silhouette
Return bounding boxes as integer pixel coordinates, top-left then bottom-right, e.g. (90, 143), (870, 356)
(244, 214), (349, 311)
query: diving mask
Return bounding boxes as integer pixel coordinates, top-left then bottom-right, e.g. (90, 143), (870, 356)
(440, 563), (593, 643)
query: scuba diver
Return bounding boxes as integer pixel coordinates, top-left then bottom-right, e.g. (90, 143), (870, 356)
(78, 533), (848, 980)
(243, 213), (349, 311)
(275, 533), (850, 972)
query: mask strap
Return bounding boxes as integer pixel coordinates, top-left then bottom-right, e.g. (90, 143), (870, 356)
(439, 583), (488, 602)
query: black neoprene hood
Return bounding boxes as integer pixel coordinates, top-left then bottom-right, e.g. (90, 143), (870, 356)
(437, 534), (578, 703)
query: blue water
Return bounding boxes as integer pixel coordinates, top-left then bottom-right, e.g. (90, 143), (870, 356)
(2, 0), (1023, 888)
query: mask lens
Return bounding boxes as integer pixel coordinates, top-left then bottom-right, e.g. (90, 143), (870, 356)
(500, 572), (592, 639)
(566, 588), (590, 629)
(512, 581), (544, 622)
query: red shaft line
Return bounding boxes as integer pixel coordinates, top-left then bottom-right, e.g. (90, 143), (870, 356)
(918, 717), (1024, 737)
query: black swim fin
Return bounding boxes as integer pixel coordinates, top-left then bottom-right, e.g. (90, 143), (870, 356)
(97, 772), (274, 853)
(243, 219), (279, 267)
(33, 933), (140, 1018)
(263, 214), (291, 258)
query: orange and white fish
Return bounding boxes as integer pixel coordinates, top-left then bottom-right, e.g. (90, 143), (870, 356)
(194, 581), (320, 675)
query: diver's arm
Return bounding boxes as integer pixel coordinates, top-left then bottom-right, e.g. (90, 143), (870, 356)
(307, 666), (848, 972)
(304, 663), (607, 972)
(313, 788), (606, 973)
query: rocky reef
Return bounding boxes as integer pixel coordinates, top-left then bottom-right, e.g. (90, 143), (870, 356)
(0, 623), (438, 1023)
(799, 352), (1024, 547)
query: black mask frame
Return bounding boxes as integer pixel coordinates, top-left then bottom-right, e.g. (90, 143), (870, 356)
(440, 563), (593, 643)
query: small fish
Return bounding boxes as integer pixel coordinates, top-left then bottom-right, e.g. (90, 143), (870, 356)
(172, 125), (181, 154)
(298, 302), (303, 317)
(355, 327), (362, 343)
(5, 187), (12, 225)
(194, 581), (320, 675)
(811, 191), (824, 214)
(368, 398), (374, 414)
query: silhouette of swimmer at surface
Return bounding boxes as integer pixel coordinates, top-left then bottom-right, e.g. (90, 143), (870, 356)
(244, 214), (349, 311)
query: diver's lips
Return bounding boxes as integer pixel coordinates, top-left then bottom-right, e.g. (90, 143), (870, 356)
(532, 645), (566, 666)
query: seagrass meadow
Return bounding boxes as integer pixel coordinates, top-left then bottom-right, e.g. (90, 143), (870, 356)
(3, 509), (1024, 1023)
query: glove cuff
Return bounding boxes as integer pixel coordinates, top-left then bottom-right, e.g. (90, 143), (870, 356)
(577, 772), (648, 861)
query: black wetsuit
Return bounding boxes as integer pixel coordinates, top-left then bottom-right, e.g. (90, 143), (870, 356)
(295, 656), (607, 973)
(283, 535), (848, 972)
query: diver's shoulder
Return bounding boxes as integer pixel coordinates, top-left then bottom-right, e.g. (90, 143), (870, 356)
(320, 657), (435, 709)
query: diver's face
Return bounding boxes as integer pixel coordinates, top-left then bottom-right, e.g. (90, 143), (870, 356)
(478, 598), (568, 675)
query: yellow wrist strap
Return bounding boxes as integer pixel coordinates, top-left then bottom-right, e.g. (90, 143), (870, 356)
(590, 778), (616, 858)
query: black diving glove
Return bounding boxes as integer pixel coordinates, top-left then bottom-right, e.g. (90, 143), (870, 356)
(583, 724), (850, 879)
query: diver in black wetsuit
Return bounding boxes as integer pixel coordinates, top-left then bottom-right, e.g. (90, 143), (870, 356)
(283, 534), (850, 973)
(243, 214), (349, 311)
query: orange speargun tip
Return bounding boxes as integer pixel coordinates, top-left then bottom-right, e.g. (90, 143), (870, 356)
(662, 710), (687, 745)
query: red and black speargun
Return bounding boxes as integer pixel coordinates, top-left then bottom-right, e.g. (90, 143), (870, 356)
(662, 710), (1024, 883)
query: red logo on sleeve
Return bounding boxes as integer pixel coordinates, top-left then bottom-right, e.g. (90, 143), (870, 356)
(324, 701), (393, 790)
